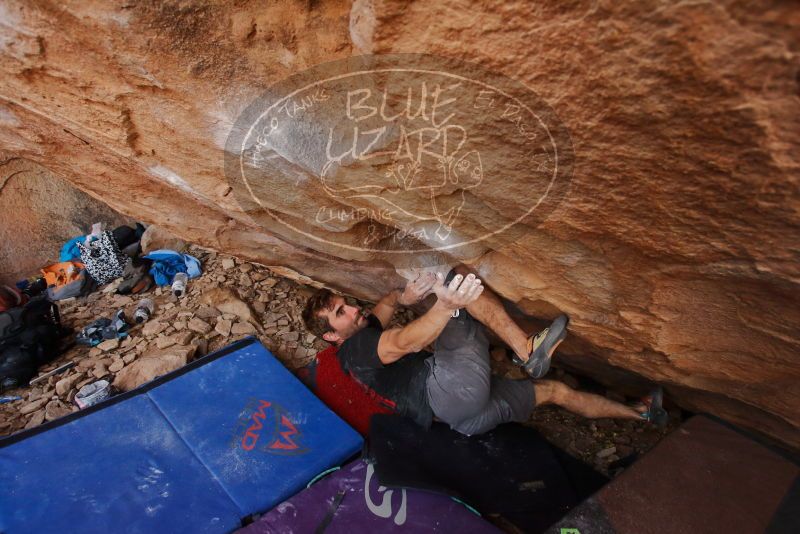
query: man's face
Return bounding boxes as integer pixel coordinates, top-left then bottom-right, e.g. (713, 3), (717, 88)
(320, 295), (368, 344)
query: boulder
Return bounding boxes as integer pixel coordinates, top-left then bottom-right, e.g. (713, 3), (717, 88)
(187, 317), (212, 334)
(195, 306), (220, 320)
(200, 287), (257, 325)
(55, 373), (82, 397)
(231, 322), (256, 335)
(97, 338), (120, 352)
(25, 410), (46, 429)
(77, 357), (97, 371)
(155, 335), (177, 349)
(215, 318), (232, 337)
(92, 363), (108, 379)
(113, 345), (197, 392)
(175, 331), (195, 346)
(20, 397), (48, 415)
(140, 225), (187, 254)
(142, 321), (168, 337)
(1, 0), (797, 448)
(44, 400), (72, 422)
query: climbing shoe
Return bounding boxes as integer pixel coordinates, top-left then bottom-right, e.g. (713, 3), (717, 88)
(512, 314), (569, 379)
(638, 387), (669, 428)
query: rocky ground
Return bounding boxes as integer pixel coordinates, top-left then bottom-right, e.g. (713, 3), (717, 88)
(489, 353), (680, 476)
(528, 374), (679, 475)
(0, 246), (677, 477)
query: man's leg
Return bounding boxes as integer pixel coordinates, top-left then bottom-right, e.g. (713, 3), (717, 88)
(449, 265), (537, 362)
(426, 308), (494, 426)
(432, 377), (644, 436)
(534, 380), (642, 419)
(424, 295), (539, 436)
(444, 375), (535, 436)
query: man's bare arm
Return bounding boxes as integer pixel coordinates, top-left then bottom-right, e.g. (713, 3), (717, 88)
(372, 289), (401, 329)
(372, 272), (437, 329)
(377, 302), (454, 364)
(377, 273), (483, 364)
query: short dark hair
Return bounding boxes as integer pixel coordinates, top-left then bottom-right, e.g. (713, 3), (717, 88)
(302, 288), (336, 340)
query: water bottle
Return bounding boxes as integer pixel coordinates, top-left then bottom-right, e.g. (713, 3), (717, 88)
(172, 272), (188, 298)
(134, 298), (154, 323)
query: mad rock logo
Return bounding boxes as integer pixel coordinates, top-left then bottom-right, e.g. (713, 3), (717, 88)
(234, 399), (308, 456)
(225, 55), (573, 268)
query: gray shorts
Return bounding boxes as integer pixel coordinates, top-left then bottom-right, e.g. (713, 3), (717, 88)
(425, 308), (535, 436)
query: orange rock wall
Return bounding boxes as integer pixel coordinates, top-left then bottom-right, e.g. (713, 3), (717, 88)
(0, 1), (797, 447)
(0, 157), (132, 285)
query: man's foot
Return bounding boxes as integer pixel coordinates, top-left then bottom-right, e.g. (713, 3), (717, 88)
(513, 314), (569, 379)
(633, 387), (669, 428)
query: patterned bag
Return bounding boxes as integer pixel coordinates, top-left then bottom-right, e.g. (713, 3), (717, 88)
(77, 231), (129, 285)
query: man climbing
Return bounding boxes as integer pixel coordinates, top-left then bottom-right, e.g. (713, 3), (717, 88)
(302, 266), (667, 436)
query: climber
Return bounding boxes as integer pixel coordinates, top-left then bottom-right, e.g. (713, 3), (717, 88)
(302, 266), (667, 435)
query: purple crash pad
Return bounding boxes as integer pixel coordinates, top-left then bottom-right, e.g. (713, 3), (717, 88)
(237, 459), (500, 533)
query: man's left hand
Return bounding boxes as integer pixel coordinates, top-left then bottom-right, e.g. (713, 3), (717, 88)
(398, 272), (436, 306)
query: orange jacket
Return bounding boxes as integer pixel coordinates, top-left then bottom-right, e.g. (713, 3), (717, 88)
(41, 261), (85, 289)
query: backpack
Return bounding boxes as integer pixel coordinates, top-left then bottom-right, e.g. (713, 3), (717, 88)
(0, 296), (67, 392)
(41, 261), (96, 301)
(0, 285), (26, 313)
(77, 231), (130, 285)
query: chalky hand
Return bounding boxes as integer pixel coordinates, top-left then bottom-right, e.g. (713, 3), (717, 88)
(433, 273), (483, 311)
(398, 272), (436, 306)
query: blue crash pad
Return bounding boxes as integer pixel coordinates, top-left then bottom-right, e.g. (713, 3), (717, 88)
(0, 337), (363, 533)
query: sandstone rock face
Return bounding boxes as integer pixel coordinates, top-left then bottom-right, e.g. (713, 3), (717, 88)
(0, 158), (132, 285)
(0, 1), (797, 447)
(140, 225), (187, 254)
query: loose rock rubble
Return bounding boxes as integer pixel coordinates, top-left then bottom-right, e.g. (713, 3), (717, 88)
(528, 371), (677, 476)
(0, 246), (331, 437)
(0, 245), (674, 476)
(493, 356), (678, 475)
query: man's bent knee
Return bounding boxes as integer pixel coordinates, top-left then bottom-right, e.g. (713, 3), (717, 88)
(433, 381), (490, 424)
(427, 363), (491, 425)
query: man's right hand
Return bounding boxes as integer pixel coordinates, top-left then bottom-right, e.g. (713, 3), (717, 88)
(379, 272), (484, 364)
(433, 272), (483, 311)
